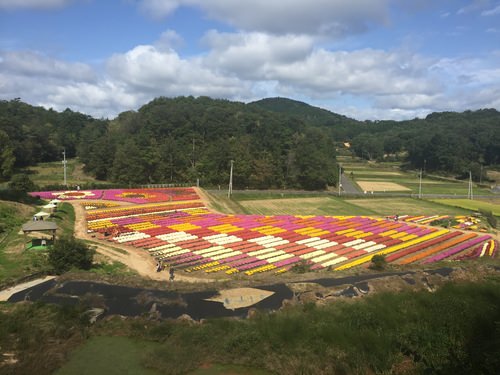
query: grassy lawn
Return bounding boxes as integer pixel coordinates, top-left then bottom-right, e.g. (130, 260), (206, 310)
(54, 336), (162, 375)
(236, 196), (376, 216)
(344, 197), (471, 217)
(339, 157), (494, 196)
(26, 158), (101, 187)
(0, 200), (76, 285)
(49, 202), (75, 237)
(431, 199), (500, 217)
(0, 201), (49, 285)
(55, 336), (270, 375)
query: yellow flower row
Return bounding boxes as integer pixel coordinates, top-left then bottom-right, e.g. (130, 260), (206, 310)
(205, 265), (231, 273)
(188, 261), (220, 272)
(334, 229), (449, 270)
(169, 223), (200, 231)
(208, 224), (241, 233)
(252, 225), (286, 235)
(245, 264), (277, 276)
(126, 222), (160, 231)
(87, 220), (116, 230)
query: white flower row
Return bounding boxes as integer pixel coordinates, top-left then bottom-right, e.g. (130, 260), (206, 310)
(311, 252), (340, 263)
(201, 248), (234, 258)
(247, 247), (277, 257)
(314, 241), (339, 250)
(255, 250), (287, 260)
(160, 249), (191, 258)
(300, 249), (326, 260)
(206, 235), (242, 245)
(211, 251), (242, 261)
(248, 235), (280, 246)
(148, 243), (179, 253)
(352, 241), (377, 250)
(203, 233), (228, 241)
(152, 246), (183, 256)
(114, 231), (150, 243)
(343, 239), (365, 247)
(321, 256), (348, 267)
(156, 231), (198, 243)
(262, 239), (289, 248)
(296, 236), (321, 245)
(266, 253), (294, 263)
(363, 244), (386, 253)
(304, 239), (330, 248)
(193, 245), (225, 255)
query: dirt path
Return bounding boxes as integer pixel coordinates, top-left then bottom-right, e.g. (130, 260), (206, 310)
(70, 201), (214, 283)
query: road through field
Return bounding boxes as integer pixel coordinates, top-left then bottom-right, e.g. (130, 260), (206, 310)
(340, 173), (360, 194)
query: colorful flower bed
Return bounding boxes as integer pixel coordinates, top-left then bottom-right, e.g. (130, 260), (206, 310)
(31, 190), (103, 200)
(30, 187), (199, 204)
(86, 205), (495, 275)
(30, 187), (496, 275)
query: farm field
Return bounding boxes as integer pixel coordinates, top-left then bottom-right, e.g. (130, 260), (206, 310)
(343, 198), (473, 217)
(17, 188), (498, 277)
(431, 198), (500, 217)
(31, 187), (494, 277)
(236, 196), (376, 216)
(26, 158), (101, 187)
(338, 156), (494, 196)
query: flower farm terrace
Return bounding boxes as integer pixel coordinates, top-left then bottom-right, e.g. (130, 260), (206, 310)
(31, 188), (497, 276)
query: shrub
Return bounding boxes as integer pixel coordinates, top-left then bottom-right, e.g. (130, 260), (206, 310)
(369, 254), (387, 270)
(48, 236), (95, 274)
(479, 209), (497, 228)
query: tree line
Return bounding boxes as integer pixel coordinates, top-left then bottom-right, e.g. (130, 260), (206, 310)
(1, 97), (499, 189)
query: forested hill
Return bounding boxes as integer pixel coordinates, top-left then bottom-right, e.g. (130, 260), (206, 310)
(1, 97), (499, 189)
(249, 97), (358, 128)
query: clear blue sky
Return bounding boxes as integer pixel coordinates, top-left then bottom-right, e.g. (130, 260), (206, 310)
(1, 0), (499, 120)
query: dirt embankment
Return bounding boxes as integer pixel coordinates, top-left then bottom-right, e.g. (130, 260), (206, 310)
(69, 201), (213, 283)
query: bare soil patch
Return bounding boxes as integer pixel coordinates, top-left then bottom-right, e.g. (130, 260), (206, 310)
(356, 181), (411, 192)
(69, 201), (214, 283)
(239, 197), (333, 215)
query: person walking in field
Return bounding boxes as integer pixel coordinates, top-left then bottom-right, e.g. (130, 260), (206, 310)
(169, 267), (175, 281)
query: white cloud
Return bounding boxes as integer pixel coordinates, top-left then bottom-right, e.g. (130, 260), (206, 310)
(2, 23), (500, 121)
(457, 0), (492, 15)
(155, 29), (184, 51)
(43, 81), (141, 118)
(203, 31), (314, 78)
(139, 0), (391, 37)
(481, 4), (500, 15)
(0, 50), (95, 81)
(139, 0), (180, 19)
(0, 0), (72, 9)
(106, 44), (248, 98)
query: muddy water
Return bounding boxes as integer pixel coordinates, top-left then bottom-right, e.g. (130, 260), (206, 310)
(7, 268), (455, 320)
(8, 280), (293, 320)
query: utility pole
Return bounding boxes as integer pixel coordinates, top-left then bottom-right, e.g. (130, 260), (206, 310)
(338, 164), (342, 196)
(418, 169), (422, 199)
(62, 148), (67, 186)
(468, 170), (473, 200)
(228, 160), (234, 199)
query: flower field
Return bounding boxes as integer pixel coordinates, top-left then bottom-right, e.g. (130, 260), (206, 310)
(31, 187), (497, 276)
(30, 187), (199, 204)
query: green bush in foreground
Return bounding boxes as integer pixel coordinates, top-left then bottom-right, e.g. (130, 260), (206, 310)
(4, 279), (500, 375)
(48, 236), (95, 274)
(136, 279), (500, 375)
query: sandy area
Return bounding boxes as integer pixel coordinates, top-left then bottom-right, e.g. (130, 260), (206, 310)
(205, 287), (275, 310)
(356, 181), (411, 192)
(0, 276), (56, 301)
(70, 201), (214, 283)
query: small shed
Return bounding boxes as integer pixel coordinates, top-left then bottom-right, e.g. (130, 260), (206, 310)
(22, 221), (59, 248)
(33, 211), (50, 221)
(42, 203), (57, 213)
